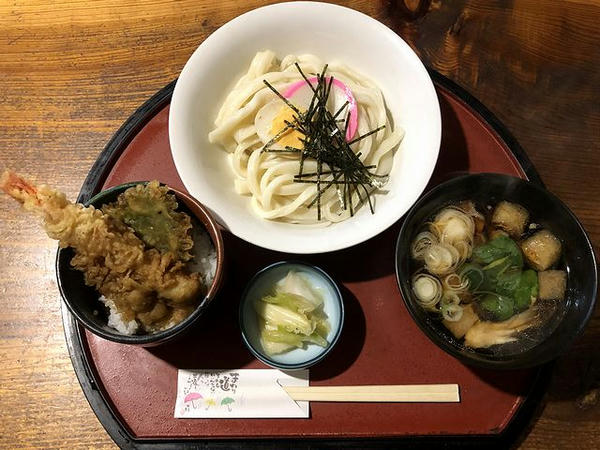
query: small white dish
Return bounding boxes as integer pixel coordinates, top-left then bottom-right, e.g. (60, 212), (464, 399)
(239, 261), (344, 370)
(169, 1), (441, 253)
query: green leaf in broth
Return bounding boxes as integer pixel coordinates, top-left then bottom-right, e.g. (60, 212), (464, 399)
(514, 269), (539, 312)
(460, 263), (485, 291)
(493, 268), (522, 297)
(473, 243), (507, 265)
(473, 235), (523, 269)
(477, 293), (515, 322)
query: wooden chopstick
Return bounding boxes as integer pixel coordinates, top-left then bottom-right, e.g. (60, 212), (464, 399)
(282, 384), (460, 402)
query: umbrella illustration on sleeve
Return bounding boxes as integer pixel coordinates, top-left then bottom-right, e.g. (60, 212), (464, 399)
(184, 392), (203, 409)
(221, 397), (235, 412)
(205, 398), (217, 410)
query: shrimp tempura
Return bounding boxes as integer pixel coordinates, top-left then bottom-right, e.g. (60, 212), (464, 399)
(1, 170), (203, 333)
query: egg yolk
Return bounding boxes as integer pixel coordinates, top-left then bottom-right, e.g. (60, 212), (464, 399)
(270, 106), (304, 148)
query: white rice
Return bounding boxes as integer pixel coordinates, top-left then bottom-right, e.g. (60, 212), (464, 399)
(188, 224), (218, 288)
(98, 224), (217, 335)
(99, 295), (140, 335)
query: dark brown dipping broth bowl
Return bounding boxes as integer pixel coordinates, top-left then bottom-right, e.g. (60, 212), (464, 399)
(395, 173), (597, 369)
(56, 181), (225, 346)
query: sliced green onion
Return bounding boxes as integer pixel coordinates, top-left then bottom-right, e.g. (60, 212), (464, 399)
(412, 273), (443, 310)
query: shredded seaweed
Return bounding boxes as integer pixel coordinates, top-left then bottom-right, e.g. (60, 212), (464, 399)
(261, 64), (387, 219)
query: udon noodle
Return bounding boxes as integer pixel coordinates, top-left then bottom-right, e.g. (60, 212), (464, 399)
(208, 51), (403, 225)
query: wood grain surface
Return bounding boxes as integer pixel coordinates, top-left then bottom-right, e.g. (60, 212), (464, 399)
(0, 0), (598, 448)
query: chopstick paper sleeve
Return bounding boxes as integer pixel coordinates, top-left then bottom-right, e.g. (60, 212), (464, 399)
(175, 369), (309, 418)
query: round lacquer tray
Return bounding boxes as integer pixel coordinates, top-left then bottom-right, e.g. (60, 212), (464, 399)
(61, 72), (550, 449)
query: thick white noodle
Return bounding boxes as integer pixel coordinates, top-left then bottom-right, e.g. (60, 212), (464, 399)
(209, 51), (403, 224)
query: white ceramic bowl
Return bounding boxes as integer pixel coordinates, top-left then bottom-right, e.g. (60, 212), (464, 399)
(169, 1), (441, 254)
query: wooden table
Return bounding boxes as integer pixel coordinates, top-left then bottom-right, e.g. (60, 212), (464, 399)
(1, 1), (598, 448)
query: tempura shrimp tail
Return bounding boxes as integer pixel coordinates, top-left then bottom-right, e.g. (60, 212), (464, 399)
(1, 170), (145, 257)
(1, 170), (55, 207)
(0, 169), (79, 240)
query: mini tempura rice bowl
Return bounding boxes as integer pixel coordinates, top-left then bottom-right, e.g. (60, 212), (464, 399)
(57, 182), (224, 346)
(395, 173), (597, 369)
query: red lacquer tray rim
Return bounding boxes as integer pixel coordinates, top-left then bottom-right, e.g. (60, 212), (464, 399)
(61, 71), (552, 449)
